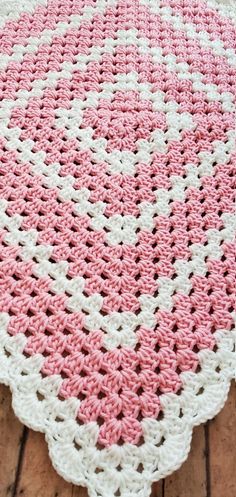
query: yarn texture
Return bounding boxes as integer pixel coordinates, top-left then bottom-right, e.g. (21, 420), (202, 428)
(0, 0), (235, 496)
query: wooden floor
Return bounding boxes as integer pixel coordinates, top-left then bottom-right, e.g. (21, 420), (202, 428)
(0, 0), (234, 495)
(0, 383), (235, 497)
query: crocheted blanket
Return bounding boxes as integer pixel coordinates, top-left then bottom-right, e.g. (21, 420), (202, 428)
(0, 1), (235, 496)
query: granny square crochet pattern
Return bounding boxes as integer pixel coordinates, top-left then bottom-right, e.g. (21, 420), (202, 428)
(0, 0), (235, 496)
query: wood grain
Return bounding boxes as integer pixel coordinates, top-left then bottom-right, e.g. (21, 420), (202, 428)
(151, 481), (164, 497)
(0, 385), (24, 497)
(14, 430), (87, 497)
(0, 0), (234, 495)
(0, 383), (235, 497)
(164, 425), (207, 497)
(209, 383), (236, 497)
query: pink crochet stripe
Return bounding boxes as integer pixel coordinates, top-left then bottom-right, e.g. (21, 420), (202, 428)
(1, 1), (236, 103)
(0, 0), (95, 54)
(0, 0), (235, 453)
(136, 5), (236, 82)
(9, 97), (235, 174)
(99, 44), (236, 94)
(160, 0), (236, 50)
(3, 241), (233, 447)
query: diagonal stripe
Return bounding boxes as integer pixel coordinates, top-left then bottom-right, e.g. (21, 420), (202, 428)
(159, 0), (236, 50)
(0, 0), (117, 71)
(1, 27), (233, 127)
(0, 4), (235, 352)
(206, 0), (236, 23)
(0, 0), (46, 29)
(0, 1), (235, 493)
(1, 131), (234, 349)
(140, 0), (236, 66)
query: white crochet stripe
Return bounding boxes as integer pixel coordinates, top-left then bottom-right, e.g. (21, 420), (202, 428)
(60, 31), (236, 110)
(0, 1), (235, 75)
(91, 200), (234, 247)
(0, 21), (234, 349)
(2, 111), (233, 205)
(1, 129), (234, 250)
(0, 26), (234, 127)
(1, 62), (233, 200)
(2, 206), (234, 350)
(0, 0), (117, 71)
(89, 212), (235, 349)
(88, 131), (235, 242)
(141, 0), (236, 66)
(59, 101), (195, 179)
(0, 28), (233, 194)
(0, 0), (47, 28)
(0, 311), (235, 497)
(0, 130), (234, 349)
(0, 2), (235, 496)
(206, 0), (236, 22)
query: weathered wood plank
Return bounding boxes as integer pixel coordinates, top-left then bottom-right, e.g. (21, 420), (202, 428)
(164, 425), (207, 497)
(151, 481), (164, 497)
(1, 381), (236, 497)
(14, 429), (88, 497)
(0, 385), (24, 497)
(209, 383), (236, 497)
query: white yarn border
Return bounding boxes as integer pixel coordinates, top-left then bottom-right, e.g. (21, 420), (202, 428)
(0, 1), (235, 496)
(0, 312), (235, 497)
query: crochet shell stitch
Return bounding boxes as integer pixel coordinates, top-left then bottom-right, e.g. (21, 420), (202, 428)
(0, 1), (235, 496)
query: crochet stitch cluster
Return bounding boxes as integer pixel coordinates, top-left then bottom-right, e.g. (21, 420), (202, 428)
(0, 0), (235, 496)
